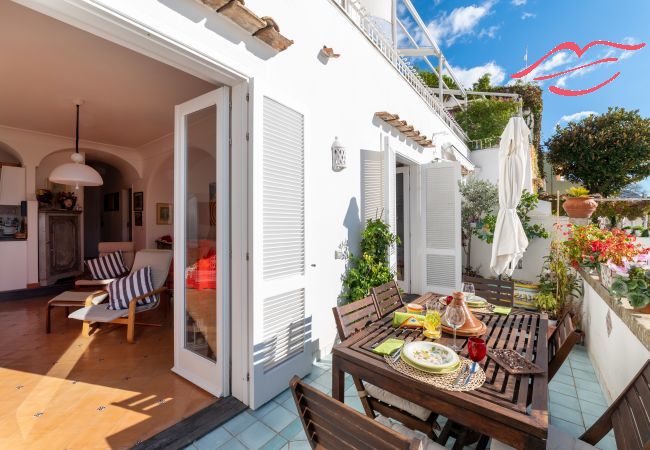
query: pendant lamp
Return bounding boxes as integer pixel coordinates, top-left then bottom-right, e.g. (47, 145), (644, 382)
(49, 101), (103, 189)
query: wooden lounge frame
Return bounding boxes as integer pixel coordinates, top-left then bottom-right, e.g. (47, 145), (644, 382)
(547, 313), (581, 381)
(375, 112), (435, 148)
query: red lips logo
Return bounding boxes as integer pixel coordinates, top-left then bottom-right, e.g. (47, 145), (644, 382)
(511, 40), (646, 96)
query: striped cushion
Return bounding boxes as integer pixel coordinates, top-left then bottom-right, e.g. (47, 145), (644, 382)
(107, 266), (157, 310)
(87, 251), (128, 280)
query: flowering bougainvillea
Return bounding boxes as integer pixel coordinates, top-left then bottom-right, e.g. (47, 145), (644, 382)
(562, 224), (647, 269)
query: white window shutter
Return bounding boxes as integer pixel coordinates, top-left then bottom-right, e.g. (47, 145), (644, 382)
(420, 161), (462, 294)
(360, 149), (384, 225)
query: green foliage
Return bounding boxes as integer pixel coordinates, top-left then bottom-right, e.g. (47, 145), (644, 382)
(566, 186), (590, 197)
(342, 218), (399, 301)
(418, 70), (459, 90)
(534, 292), (558, 314)
(545, 107), (650, 197)
(537, 241), (583, 320)
(611, 267), (650, 308)
(455, 98), (519, 141)
(458, 178), (499, 273)
(472, 73), (492, 91)
(594, 200), (650, 223)
(476, 190), (549, 244)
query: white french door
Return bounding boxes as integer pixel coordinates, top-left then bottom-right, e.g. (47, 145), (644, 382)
(396, 167), (411, 292)
(172, 88), (230, 397)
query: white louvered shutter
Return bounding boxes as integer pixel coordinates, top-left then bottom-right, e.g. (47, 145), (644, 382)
(250, 91), (312, 409)
(360, 149), (384, 225)
(420, 161), (462, 294)
(383, 138), (397, 272)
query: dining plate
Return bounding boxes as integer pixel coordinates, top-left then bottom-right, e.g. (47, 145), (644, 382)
(401, 341), (459, 371)
(466, 296), (487, 307)
(400, 351), (461, 374)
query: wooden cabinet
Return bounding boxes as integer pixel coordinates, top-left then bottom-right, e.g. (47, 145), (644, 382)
(39, 210), (82, 285)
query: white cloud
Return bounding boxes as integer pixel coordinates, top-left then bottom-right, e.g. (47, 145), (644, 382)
(521, 12), (536, 19)
(557, 111), (597, 125)
(424, 1), (496, 45)
(511, 0), (527, 5)
(478, 25), (500, 39)
(450, 61), (506, 88)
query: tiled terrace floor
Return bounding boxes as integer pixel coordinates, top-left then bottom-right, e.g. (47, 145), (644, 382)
(187, 346), (617, 450)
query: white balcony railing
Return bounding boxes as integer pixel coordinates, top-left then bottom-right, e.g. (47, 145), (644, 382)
(332, 0), (469, 142)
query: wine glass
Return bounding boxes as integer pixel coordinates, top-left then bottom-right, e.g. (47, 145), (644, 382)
(444, 304), (465, 351)
(467, 337), (487, 374)
(461, 282), (475, 302)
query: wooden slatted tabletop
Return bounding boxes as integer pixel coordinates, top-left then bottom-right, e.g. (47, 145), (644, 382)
(332, 293), (549, 450)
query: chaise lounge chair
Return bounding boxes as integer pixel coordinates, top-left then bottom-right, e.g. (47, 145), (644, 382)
(68, 249), (172, 343)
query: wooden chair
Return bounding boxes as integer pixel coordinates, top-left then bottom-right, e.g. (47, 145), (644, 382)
(290, 376), (446, 450)
(548, 313), (581, 381)
(332, 297), (439, 439)
(492, 360), (650, 450)
(68, 249), (172, 343)
(372, 280), (404, 317)
(462, 275), (514, 307)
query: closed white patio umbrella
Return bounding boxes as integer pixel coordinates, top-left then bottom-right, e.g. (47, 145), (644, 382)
(490, 116), (530, 276)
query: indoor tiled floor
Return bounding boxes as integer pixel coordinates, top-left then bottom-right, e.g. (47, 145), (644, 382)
(188, 346), (618, 450)
(0, 295), (216, 449)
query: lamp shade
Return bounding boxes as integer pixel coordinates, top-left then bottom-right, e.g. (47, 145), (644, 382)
(49, 155), (103, 187)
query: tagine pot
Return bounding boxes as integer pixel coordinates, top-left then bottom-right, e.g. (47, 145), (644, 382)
(441, 291), (486, 336)
(562, 196), (598, 219)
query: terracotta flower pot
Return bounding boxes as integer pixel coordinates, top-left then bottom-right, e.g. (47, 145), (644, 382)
(562, 196), (598, 218)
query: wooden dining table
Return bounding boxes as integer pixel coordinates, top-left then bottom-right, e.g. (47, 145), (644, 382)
(331, 293), (549, 450)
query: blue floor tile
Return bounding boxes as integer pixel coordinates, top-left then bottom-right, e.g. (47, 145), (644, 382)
(569, 359), (595, 373)
(577, 379), (606, 394)
(582, 412), (600, 429)
(279, 418), (304, 440)
(237, 421), (275, 450)
(549, 391), (581, 411)
(344, 395), (364, 413)
(260, 405), (296, 433)
(251, 401), (279, 419)
(579, 398), (608, 416)
(288, 441), (311, 450)
(595, 434), (617, 450)
(223, 411), (257, 435)
(549, 380), (578, 397)
(217, 438), (248, 450)
(550, 416), (586, 438)
(279, 396), (298, 415)
(195, 427), (232, 450)
(550, 403), (584, 426)
(272, 389), (293, 405)
(552, 373), (575, 387)
(576, 388), (608, 406)
(572, 368), (599, 383)
(259, 434), (288, 450)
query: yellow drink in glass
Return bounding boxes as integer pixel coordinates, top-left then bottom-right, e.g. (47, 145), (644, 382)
(423, 309), (441, 339)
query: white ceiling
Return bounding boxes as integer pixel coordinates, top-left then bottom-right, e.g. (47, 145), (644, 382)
(0, 2), (218, 148)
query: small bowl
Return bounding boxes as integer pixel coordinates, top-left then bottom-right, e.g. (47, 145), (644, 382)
(406, 303), (424, 314)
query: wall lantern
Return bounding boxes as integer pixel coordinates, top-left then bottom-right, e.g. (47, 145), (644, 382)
(331, 136), (346, 171)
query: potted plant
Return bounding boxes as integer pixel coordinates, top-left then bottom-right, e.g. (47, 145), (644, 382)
(562, 186), (598, 219)
(610, 266), (650, 313)
(534, 292), (558, 318)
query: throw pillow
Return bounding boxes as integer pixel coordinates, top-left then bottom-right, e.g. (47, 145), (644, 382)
(107, 266), (157, 310)
(87, 251), (128, 280)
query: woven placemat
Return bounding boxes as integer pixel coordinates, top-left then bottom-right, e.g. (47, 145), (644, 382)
(384, 355), (486, 392)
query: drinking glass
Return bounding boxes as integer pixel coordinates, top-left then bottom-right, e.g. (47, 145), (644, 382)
(444, 304), (465, 351)
(423, 300), (442, 339)
(461, 282), (475, 302)
(467, 337), (487, 372)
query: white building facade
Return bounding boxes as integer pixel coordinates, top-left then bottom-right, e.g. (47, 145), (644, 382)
(10, 0), (472, 409)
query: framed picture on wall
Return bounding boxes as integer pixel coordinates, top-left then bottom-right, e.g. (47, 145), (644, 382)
(134, 211), (143, 227)
(133, 192), (143, 211)
(156, 203), (172, 225)
(104, 192), (119, 212)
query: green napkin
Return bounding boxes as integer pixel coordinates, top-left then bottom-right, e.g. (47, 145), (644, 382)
(372, 338), (404, 356)
(493, 306), (512, 315)
(392, 311), (425, 328)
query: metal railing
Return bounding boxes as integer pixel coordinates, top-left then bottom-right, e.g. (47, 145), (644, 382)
(333, 0), (469, 142)
(468, 136), (501, 150)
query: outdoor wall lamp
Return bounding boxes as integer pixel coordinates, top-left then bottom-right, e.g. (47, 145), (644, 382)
(331, 136), (346, 171)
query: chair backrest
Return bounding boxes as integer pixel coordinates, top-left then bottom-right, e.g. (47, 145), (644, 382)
(372, 280), (404, 318)
(290, 376), (422, 450)
(581, 360), (650, 450)
(548, 313), (581, 380)
(462, 275), (514, 307)
(131, 249), (173, 289)
(99, 241), (135, 270)
(332, 296), (379, 341)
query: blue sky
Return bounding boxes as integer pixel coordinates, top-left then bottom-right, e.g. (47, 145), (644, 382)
(404, 0), (649, 192)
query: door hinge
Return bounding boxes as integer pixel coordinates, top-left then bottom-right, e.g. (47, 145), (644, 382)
(246, 132), (250, 141)
(229, 137), (232, 145)
(246, 252), (250, 261)
(229, 99), (232, 109)
(246, 93), (250, 102)
(246, 372), (250, 382)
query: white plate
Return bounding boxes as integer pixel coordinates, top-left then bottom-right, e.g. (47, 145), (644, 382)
(466, 295), (487, 305)
(401, 342), (459, 370)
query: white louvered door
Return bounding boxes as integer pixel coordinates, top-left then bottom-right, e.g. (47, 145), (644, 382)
(360, 149), (383, 224)
(419, 161), (462, 294)
(250, 80), (312, 408)
(383, 138), (397, 272)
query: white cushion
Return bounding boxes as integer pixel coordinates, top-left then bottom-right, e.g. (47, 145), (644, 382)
(365, 383), (432, 421)
(375, 416), (445, 449)
(51, 290), (108, 306)
(490, 425), (598, 450)
(131, 249), (172, 289)
(68, 302), (157, 322)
